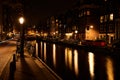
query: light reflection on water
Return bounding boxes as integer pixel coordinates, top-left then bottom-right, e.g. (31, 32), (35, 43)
(88, 52), (95, 80)
(74, 49), (79, 76)
(106, 57), (114, 80)
(65, 48), (73, 70)
(65, 48), (79, 77)
(40, 42), (43, 58)
(44, 42), (46, 62)
(53, 44), (56, 68)
(36, 43), (38, 57)
(36, 41), (116, 80)
(65, 47), (67, 65)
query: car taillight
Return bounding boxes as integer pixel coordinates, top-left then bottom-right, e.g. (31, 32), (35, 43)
(101, 42), (105, 46)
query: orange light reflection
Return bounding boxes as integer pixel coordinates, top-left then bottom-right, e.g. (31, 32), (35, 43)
(44, 42), (46, 62)
(88, 52), (95, 80)
(40, 42), (43, 58)
(53, 44), (56, 68)
(65, 48), (73, 70)
(106, 57), (114, 80)
(74, 50), (79, 76)
(36, 43), (38, 57)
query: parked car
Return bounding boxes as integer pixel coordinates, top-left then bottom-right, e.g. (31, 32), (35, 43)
(81, 40), (106, 47)
(93, 40), (106, 47)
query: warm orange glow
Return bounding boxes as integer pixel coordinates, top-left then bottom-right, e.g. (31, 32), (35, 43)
(19, 17), (25, 24)
(100, 16), (104, 23)
(65, 48), (73, 70)
(88, 52), (95, 80)
(85, 26), (99, 40)
(68, 49), (72, 70)
(87, 10), (90, 15)
(40, 42), (43, 57)
(110, 13), (113, 21)
(74, 50), (79, 76)
(53, 44), (56, 68)
(90, 25), (93, 29)
(65, 48), (68, 66)
(65, 33), (73, 40)
(44, 42), (46, 62)
(36, 43), (38, 57)
(106, 57), (114, 80)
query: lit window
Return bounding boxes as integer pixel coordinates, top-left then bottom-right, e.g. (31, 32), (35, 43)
(87, 11), (90, 15)
(100, 16), (104, 23)
(110, 13), (113, 21)
(56, 19), (58, 22)
(104, 15), (108, 22)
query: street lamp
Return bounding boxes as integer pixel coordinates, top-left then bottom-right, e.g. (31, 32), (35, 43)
(19, 17), (24, 24)
(19, 17), (25, 58)
(75, 30), (78, 40)
(75, 30), (78, 34)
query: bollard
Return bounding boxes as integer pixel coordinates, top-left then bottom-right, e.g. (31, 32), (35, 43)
(9, 62), (14, 80)
(13, 54), (16, 70)
(8, 54), (16, 80)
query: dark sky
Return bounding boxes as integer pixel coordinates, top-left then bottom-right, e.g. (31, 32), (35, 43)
(26, 0), (78, 24)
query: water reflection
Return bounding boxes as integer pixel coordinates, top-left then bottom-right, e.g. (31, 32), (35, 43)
(36, 43), (38, 57)
(106, 57), (114, 80)
(65, 48), (73, 70)
(44, 42), (46, 62)
(36, 41), (116, 80)
(88, 52), (95, 80)
(53, 44), (56, 68)
(40, 42), (43, 58)
(74, 50), (79, 76)
(65, 48), (79, 77)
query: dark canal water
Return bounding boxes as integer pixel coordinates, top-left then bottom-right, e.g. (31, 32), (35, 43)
(35, 41), (120, 80)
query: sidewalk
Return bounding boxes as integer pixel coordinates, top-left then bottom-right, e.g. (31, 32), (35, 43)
(10, 52), (62, 80)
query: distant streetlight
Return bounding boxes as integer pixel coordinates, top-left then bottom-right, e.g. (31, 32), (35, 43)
(75, 30), (78, 34)
(18, 17), (25, 58)
(19, 17), (24, 24)
(90, 25), (93, 29)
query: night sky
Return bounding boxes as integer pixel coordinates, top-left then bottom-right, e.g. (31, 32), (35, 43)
(26, 0), (78, 24)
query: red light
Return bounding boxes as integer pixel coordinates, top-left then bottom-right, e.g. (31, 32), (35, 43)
(101, 42), (105, 46)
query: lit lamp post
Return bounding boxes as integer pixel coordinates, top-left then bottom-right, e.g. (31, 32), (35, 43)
(75, 30), (78, 40)
(19, 17), (25, 58)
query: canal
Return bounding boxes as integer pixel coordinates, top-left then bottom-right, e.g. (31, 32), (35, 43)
(34, 41), (120, 80)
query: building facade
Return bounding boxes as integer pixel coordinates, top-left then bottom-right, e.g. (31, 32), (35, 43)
(99, 0), (120, 43)
(78, 2), (100, 40)
(43, 0), (120, 44)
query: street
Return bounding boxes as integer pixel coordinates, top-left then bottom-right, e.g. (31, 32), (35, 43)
(0, 39), (62, 80)
(0, 39), (16, 76)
